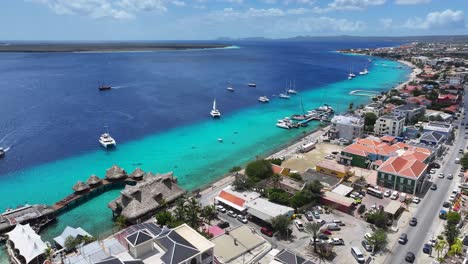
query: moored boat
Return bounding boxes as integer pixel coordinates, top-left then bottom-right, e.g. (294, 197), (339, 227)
(248, 82), (256, 87)
(258, 96), (269, 103)
(0, 148), (4, 158)
(210, 99), (221, 118)
(99, 133), (116, 148)
(279, 93), (290, 99)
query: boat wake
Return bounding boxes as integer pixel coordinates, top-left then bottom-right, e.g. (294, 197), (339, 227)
(0, 130), (16, 145)
(111, 86), (127, 90)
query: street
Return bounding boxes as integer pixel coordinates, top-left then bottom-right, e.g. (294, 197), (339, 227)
(384, 87), (467, 264)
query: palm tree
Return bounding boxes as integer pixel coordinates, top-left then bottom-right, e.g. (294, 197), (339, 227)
(186, 197), (201, 228)
(44, 246), (54, 261)
(305, 222), (322, 253)
(271, 174), (281, 189)
(115, 215), (127, 230)
(174, 198), (186, 222)
(201, 205), (217, 225)
(435, 239), (447, 259)
(449, 238), (463, 256)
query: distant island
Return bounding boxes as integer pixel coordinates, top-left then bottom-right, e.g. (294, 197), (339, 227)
(0, 42), (230, 52)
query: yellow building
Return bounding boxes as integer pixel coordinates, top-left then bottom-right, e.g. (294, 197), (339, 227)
(315, 160), (350, 178)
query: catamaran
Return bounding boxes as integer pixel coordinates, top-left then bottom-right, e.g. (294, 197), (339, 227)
(359, 68), (369, 75)
(279, 93), (290, 99)
(210, 99), (221, 118)
(99, 128), (116, 148)
(258, 96), (269, 103)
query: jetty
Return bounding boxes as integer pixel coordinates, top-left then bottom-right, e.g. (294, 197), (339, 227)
(349, 90), (380, 97)
(277, 104), (334, 129)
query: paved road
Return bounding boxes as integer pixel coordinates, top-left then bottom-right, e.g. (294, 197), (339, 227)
(385, 89), (467, 264)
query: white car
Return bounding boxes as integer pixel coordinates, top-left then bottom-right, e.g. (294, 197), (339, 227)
(399, 193), (407, 202)
(390, 191), (399, 200)
(412, 197), (421, 204)
(364, 233), (372, 241)
(439, 173), (445, 178)
(384, 190), (391, 197)
(227, 210), (237, 218)
(294, 220), (304, 231)
(216, 205), (226, 213)
(237, 215), (248, 224)
(429, 169), (436, 174)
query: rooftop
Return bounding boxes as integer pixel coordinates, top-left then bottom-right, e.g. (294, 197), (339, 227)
(378, 156), (428, 179)
(316, 160), (349, 174)
(331, 115), (364, 126)
(377, 114), (405, 121)
(274, 249), (315, 264)
(245, 197), (294, 223)
(54, 226), (92, 248)
(393, 104), (425, 111)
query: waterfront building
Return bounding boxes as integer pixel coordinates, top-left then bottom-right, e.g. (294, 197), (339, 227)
(215, 186), (261, 213)
(108, 172), (186, 223)
(376, 156), (428, 195)
(423, 121), (454, 142)
(392, 104), (426, 122)
(411, 56), (429, 65)
(315, 160), (351, 178)
(211, 225), (271, 264)
(373, 114), (405, 137)
(53, 226), (92, 249)
(339, 136), (432, 168)
(6, 223), (47, 264)
(328, 114), (365, 141)
(363, 103), (384, 117)
(245, 197), (294, 224)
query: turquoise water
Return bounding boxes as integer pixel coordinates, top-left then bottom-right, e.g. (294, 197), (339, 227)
(0, 57), (409, 260)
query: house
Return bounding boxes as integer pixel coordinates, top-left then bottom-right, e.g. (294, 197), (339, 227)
(424, 110), (453, 122)
(411, 56), (429, 65)
(377, 156), (428, 194)
(6, 224), (47, 264)
(363, 103), (385, 117)
(404, 126), (420, 139)
(272, 164), (290, 176)
(423, 121), (454, 142)
(320, 191), (355, 213)
(405, 96), (431, 107)
(437, 94), (459, 103)
(328, 115), (365, 141)
(211, 225), (271, 264)
(392, 104), (426, 121)
(374, 114), (405, 137)
(419, 131), (445, 146)
(315, 160), (350, 178)
(64, 237), (126, 264)
(108, 172), (186, 223)
(54, 226), (92, 249)
(215, 186), (261, 213)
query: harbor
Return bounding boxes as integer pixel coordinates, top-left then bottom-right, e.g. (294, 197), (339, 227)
(276, 104), (335, 129)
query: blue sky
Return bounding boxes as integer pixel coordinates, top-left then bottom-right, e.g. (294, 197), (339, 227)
(1, 0), (467, 40)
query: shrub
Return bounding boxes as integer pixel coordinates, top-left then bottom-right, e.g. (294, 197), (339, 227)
(245, 159), (273, 181)
(358, 204), (366, 214)
(289, 173), (303, 182)
(229, 166), (242, 173)
(269, 158), (282, 166)
(268, 188), (290, 206)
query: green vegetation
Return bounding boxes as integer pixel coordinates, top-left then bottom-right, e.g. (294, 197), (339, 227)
(460, 153), (468, 169)
(435, 239), (447, 260)
(448, 238), (463, 256)
(368, 228), (388, 252)
(358, 204), (366, 214)
(268, 158), (283, 166)
(267, 188), (290, 205)
(63, 234), (96, 252)
(154, 197), (214, 229)
(229, 166), (242, 173)
(305, 222), (322, 253)
(114, 215), (127, 230)
(288, 173), (303, 182)
(155, 211), (174, 226)
(245, 159), (274, 181)
(447, 211), (461, 225)
(270, 215), (292, 238)
(363, 112), (377, 132)
(366, 211), (387, 229)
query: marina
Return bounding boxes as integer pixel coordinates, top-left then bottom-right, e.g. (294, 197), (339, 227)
(276, 104), (335, 129)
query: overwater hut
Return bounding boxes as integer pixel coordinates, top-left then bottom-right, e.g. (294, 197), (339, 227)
(129, 168), (145, 181)
(72, 181), (90, 194)
(108, 172), (186, 223)
(105, 165), (127, 181)
(86, 175), (102, 187)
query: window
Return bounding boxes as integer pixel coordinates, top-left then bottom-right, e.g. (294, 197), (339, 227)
(191, 258), (198, 264)
(400, 178), (405, 184)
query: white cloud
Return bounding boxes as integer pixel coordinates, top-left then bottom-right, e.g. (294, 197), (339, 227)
(273, 16), (366, 34)
(327, 0), (386, 11)
(379, 18), (393, 29)
(404, 9), (465, 30)
(395, 0), (430, 5)
(30, 0), (167, 19)
(172, 0), (186, 6)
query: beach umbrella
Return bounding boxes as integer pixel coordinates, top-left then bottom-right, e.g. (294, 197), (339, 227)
(129, 168), (145, 180)
(105, 165), (127, 181)
(72, 181), (90, 193)
(86, 175), (102, 186)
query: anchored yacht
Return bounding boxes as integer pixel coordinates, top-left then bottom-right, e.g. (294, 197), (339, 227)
(99, 133), (116, 148)
(258, 96), (270, 103)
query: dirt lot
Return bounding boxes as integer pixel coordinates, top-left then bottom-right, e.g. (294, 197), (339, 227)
(282, 143), (345, 173)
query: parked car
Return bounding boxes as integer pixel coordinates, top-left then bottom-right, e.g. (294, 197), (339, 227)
(427, 237), (437, 247)
(384, 190), (391, 197)
(390, 191), (399, 200)
(405, 252), (415, 263)
(409, 217), (417, 226)
(305, 211), (314, 221)
(317, 219), (326, 226)
(318, 233), (329, 240)
(412, 197), (421, 204)
(399, 233), (408, 244)
(431, 184), (437, 190)
(260, 227), (273, 237)
(216, 205), (226, 213)
(447, 174), (454, 180)
(294, 220), (304, 231)
(316, 206), (324, 213)
(321, 229), (333, 235)
(399, 193), (407, 202)
(237, 215), (248, 224)
(313, 211), (320, 219)
(423, 244), (432, 254)
(217, 221), (230, 229)
(433, 163), (441, 169)
(333, 219), (345, 226)
(227, 210), (237, 218)
(331, 238), (345, 245)
(361, 240), (372, 252)
(429, 168), (436, 174)
(439, 173), (445, 178)
(364, 233), (372, 241)
(328, 223), (341, 231)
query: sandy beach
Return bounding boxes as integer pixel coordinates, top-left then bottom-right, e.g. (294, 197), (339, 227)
(394, 60), (422, 90)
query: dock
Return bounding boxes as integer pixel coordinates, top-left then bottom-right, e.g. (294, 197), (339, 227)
(349, 90), (380, 97)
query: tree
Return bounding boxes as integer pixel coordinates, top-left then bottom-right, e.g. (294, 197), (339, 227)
(363, 112), (377, 131)
(232, 175), (255, 191)
(44, 246), (54, 261)
(448, 238), (463, 256)
(267, 189), (290, 206)
(229, 166), (242, 173)
(268, 158), (282, 166)
(435, 239), (447, 259)
(366, 211), (387, 229)
(271, 174), (281, 189)
(358, 204), (366, 214)
(306, 180), (324, 194)
(201, 205), (217, 224)
(447, 212), (461, 225)
(155, 210), (174, 226)
(115, 215), (127, 230)
(174, 198), (186, 222)
(270, 215), (292, 238)
(64, 236), (76, 252)
(445, 222), (460, 245)
(245, 159), (273, 181)
(461, 153), (468, 169)
(316, 243), (334, 262)
(305, 222), (322, 253)
(186, 197), (201, 228)
(368, 228), (388, 252)
(288, 173), (303, 182)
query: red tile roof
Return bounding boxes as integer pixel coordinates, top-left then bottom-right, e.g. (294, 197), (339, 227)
(218, 190), (245, 208)
(378, 156), (428, 179)
(272, 164), (284, 174)
(380, 136), (395, 142)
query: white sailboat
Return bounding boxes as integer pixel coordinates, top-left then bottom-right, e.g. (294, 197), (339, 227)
(287, 80), (297, 94)
(210, 99), (221, 118)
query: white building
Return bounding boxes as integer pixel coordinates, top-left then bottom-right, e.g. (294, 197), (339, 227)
(245, 197), (294, 223)
(392, 104), (426, 121)
(6, 224), (47, 264)
(363, 103), (384, 117)
(329, 115), (365, 141)
(411, 56), (429, 65)
(374, 114), (405, 137)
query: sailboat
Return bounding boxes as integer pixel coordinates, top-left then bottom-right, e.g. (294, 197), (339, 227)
(279, 81), (291, 99)
(287, 80), (298, 94)
(348, 66), (356, 80)
(210, 99), (221, 118)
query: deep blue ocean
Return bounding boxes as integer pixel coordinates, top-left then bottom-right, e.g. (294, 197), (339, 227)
(0, 40), (410, 261)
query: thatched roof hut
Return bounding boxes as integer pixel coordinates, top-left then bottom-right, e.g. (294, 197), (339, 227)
(72, 181), (90, 193)
(108, 172), (185, 223)
(129, 168), (145, 180)
(105, 165), (127, 181)
(86, 175), (102, 186)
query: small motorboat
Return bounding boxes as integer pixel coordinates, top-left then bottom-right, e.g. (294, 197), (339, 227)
(248, 83), (256, 87)
(226, 86), (234, 92)
(218, 138), (223, 142)
(287, 89), (297, 94)
(0, 148), (5, 158)
(258, 96), (269, 103)
(279, 93), (290, 99)
(98, 83), (111, 91)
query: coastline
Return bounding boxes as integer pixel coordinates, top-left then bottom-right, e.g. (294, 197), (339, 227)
(394, 60), (422, 90)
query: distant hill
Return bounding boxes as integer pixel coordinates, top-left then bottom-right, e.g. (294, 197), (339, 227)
(217, 35), (468, 43)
